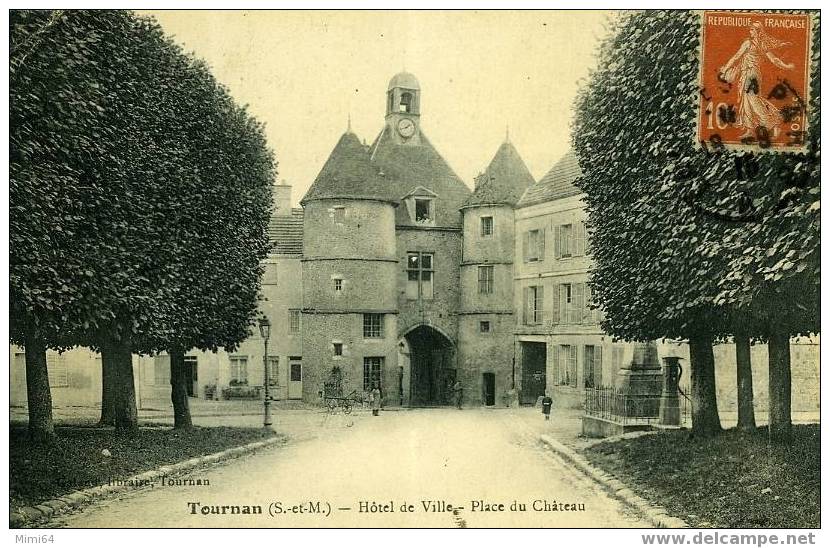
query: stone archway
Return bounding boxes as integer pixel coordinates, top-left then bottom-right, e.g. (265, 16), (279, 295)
(403, 325), (455, 407)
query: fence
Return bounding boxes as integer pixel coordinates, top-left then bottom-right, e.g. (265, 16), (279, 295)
(584, 386), (692, 426)
(583, 386), (660, 426)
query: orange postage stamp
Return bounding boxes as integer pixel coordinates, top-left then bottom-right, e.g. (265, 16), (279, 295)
(697, 11), (813, 152)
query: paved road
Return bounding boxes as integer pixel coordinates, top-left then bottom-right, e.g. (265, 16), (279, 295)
(50, 409), (650, 528)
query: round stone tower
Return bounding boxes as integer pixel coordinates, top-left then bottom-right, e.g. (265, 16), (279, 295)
(300, 130), (399, 402)
(458, 138), (536, 406)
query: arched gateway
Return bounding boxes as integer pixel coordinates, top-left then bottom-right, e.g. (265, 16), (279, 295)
(400, 325), (456, 407)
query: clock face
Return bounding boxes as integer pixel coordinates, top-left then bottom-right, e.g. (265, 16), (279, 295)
(397, 118), (416, 138)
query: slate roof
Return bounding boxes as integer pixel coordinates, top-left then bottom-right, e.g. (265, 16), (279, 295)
(517, 151), (582, 208)
(301, 131), (398, 205)
(368, 126), (472, 228)
(268, 208), (304, 256)
(462, 141), (536, 208)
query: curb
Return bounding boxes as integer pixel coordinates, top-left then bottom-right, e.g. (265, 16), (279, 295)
(10, 435), (285, 529)
(539, 435), (688, 529)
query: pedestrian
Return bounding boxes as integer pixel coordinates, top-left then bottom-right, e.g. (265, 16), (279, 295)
(452, 380), (463, 410)
(371, 384), (381, 416)
(542, 392), (553, 421)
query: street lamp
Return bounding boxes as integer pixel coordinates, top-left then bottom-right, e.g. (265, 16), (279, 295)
(258, 316), (273, 428)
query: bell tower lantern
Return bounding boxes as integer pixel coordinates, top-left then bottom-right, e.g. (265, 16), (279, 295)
(385, 71), (422, 144)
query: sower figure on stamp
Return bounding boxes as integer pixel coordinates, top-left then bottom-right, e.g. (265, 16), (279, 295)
(718, 21), (794, 140)
(542, 392), (553, 421)
(370, 384), (381, 416)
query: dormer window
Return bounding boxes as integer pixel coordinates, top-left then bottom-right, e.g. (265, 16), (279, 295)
(404, 187), (438, 226)
(399, 92), (413, 113)
(415, 198), (432, 222)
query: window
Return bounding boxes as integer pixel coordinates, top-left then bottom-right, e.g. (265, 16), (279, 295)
(554, 345), (577, 387)
(185, 356), (198, 383)
(583, 345), (603, 388)
(554, 282), (586, 325)
(480, 320), (492, 333)
(289, 309), (301, 333)
(480, 216), (494, 237)
(478, 265), (494, 294)
(406, 252), (434, 300)
(523, 285), (544, 325)
(523, 229), (544, 262)
(333, 206), (346, 223)
(560, 224), (573, 257)
(262, 262), (278, 285)
(363, 313), (383, 338)
(229, 356), (249, 385)
(414, 198), (433, 222)
(333, 343), (343, 357)
(154, 355), (171, 386)
(334, 278), (343, 291)
(363, 357), (383, 391)
(266, 356), (279, 386)
(399, 92), (412, 113)
(290, 362), (302, 382)
(555, 222), (586, 258)
(612, 345), (625, 371)
(46, 352), (69, 388)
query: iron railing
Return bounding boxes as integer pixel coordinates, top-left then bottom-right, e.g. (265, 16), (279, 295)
(583, 386), (660, 425)
(584, 386), (692, 426)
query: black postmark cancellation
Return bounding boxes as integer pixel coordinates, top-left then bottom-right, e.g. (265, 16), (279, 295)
(106, 476), (211, 489)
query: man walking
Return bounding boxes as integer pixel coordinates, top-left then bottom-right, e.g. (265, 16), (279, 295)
(452, 380), (463, 410)
(542, 392), (553, 421)
(370, 384), (381, 416)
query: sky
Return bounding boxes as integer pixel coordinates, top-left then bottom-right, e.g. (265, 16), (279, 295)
(143, 10), (614, 206)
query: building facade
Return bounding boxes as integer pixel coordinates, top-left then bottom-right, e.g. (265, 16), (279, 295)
(10, 71), (819, 416)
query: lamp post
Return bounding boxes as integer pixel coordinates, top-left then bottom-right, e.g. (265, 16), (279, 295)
(258, 316), (272, 428)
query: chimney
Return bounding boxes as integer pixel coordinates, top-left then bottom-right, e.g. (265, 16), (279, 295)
(274, 180), (292, 216)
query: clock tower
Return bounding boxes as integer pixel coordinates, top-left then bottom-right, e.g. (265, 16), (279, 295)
(386, 71), (422, 145)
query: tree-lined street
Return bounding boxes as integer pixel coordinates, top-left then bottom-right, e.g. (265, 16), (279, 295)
(50, 409), (650, 528)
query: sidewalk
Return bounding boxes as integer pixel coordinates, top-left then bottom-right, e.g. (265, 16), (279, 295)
(9, 397), (318, 424)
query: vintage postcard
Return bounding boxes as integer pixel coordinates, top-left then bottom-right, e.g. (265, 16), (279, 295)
(7, 6), (821, 542)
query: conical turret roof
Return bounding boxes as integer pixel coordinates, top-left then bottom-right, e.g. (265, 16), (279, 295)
(462, 141), (536, 208)
(301, 131), (398, 205)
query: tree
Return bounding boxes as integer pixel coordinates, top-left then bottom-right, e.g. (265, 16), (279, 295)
(10, 10), (275, 433)
(11, 9), (119, 441)
(152, 58), (274, 429)
(572, 10), (819, 439)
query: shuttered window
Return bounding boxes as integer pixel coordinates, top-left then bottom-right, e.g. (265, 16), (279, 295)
(554, 345), (578, 387)
(584, 345), (603, 388)
(523, 229), (544, 262)
(478, 265), (494, 294)
(47, 352), (70, 388)
(154, 355), (171, 386)
(523, 285), (544, 325)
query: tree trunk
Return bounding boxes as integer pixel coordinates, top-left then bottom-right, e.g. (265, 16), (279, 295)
(24, 331), (56, 444)
(98, 344), (116, 426)
(735, 334), (756, 430)
(110, 336), (138, 431)
(688, 331), (722, 437)
(768, 329), (792, 443)
(170, 346), (193, 429)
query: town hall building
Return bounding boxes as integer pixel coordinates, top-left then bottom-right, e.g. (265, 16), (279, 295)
(10, 71), (819, 417)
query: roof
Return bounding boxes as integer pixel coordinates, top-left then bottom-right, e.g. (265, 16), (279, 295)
(388, 71), (420, 90)
(463, 141), (536, 208)
(301, 131), (398, 205)
(268, 208), (304, 255)
(517, 151), (582, 208)
(368, 126), (471, 227)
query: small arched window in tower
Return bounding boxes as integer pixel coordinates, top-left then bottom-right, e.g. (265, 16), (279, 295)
(399, 92), (413, 113)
